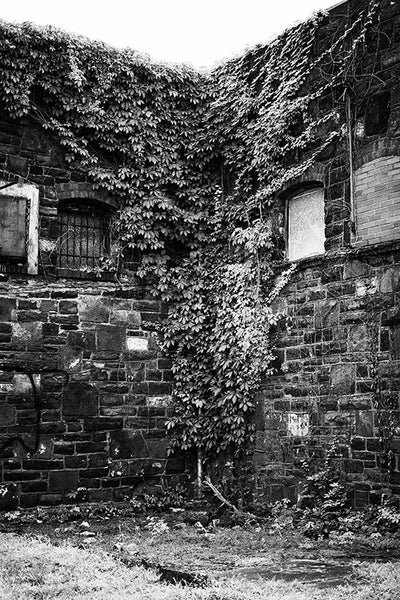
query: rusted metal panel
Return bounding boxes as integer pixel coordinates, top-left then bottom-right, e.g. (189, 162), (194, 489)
(0, 195), (28, 258)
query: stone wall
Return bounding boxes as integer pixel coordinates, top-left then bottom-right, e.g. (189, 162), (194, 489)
(0, 111), (185, 510)
(0, 279), (183, 510)
(255, 0), (400, 508)
(255, 246), (400, 507)
(2, 0), (400, 512)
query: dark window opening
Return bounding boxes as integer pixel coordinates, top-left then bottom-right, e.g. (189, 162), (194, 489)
(57, 200), (111, 274)
(365, 92), (391, 136)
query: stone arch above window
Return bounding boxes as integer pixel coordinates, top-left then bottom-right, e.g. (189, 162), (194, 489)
(354, 155), (400, 247)
(55, 182), (117, 208)
(286, 185), (325, 261)
(57, 198), (113, 276)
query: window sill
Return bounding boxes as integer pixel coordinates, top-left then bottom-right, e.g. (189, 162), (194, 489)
(56, 268), (117, 281)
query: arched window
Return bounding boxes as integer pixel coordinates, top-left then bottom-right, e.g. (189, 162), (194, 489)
(57, 199), (111, 274)
(286, 187), (325, 261)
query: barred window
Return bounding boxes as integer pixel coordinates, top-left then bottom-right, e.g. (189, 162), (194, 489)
(57, 200), (110, 274)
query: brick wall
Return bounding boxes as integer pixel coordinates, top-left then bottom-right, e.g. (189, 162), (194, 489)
(355, 156), (400, 246)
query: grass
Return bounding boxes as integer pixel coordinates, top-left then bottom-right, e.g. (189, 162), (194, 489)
(0, 531), (400, 600)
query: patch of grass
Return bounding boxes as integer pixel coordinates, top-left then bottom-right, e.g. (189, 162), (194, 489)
(0, 533), (400, 600)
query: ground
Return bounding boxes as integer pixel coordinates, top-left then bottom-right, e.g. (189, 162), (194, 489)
(0, 502), (400, 599)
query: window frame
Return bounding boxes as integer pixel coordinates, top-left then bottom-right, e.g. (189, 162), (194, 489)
(0, 182), (39, 274)
(56, 198), (112, 278)
(285, 185), (326, 262)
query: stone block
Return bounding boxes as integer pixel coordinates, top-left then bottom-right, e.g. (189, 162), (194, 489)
(79, 295), (109, 322)
(109, 309), (128, 324)
(287, 413), (310, 437)
(379, 268), (400, 293)
(330, 363), (355, 394)
(0, 298), (16, 322)
(0, 405), (15, 426)
(356, 410), (374, 437)
(97, 324), (126, 351)
(127, 311), (142, 327)
(66, 331), (95, 351)
(49, 470), (78, 492)
(0, 483), (19, 510)
(109, 430), (148, 459)
(315, 300), (339, 328)
(147, 438), (169, 459)
(12, 322), (42, 344)
(348, 324), (369, 352)
(84, 417), (123, 431)
(60, 345), (83, 372)
(62, 382), (98, 416)
(88, 453), (108, 468)
(126, 362), (145, 382)
(21, 480), (48, 493)
(59, 300), (78, 314)
(127, 337), (149, 353)
(7, 155), (28, 176)
(13, 374), (41, 394)
(65, 456), (87, 469)
(343, 261), (370, 280)
(351, 436), (366, 450)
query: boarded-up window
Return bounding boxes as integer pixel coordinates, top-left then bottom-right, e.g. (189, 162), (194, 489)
(0, 195), (27, 258)
(57, 200), (110, 273)
(355, 156), (400, 247)
(287, 188), (325, 261)
(0, 183), (39, 274)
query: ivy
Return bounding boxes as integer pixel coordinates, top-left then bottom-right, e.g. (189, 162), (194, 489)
(0, 1), (382, 466)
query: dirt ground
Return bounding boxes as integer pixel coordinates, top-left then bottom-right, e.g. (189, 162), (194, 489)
(1, 501), (400, 587)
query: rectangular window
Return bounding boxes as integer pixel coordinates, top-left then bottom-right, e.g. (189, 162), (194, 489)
(0, 183), (39, 274)
(57, 202), (109, 274)
(287, 188), (325, 261)
(0, 196), (28, 258)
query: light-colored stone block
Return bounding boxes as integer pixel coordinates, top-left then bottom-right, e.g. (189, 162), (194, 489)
(127, 337), (149, 352)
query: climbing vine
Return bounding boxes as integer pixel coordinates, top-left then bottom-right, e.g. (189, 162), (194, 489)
(0, 1), (382, 464)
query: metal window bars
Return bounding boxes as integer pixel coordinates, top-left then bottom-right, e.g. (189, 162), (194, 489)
(57, 201), (110, 272)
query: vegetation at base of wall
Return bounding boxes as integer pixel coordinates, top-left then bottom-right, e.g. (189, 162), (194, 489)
(0, 0), (382, 465)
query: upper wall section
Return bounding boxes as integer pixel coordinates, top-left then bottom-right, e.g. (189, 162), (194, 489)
(355, 156), (400, 247)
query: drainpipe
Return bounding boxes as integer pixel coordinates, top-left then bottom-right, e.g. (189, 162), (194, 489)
(345, 89), (357, 240)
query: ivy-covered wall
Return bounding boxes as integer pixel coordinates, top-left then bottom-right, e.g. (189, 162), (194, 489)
(254, 0), (400, 508)
(1, 0), (400, 510)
